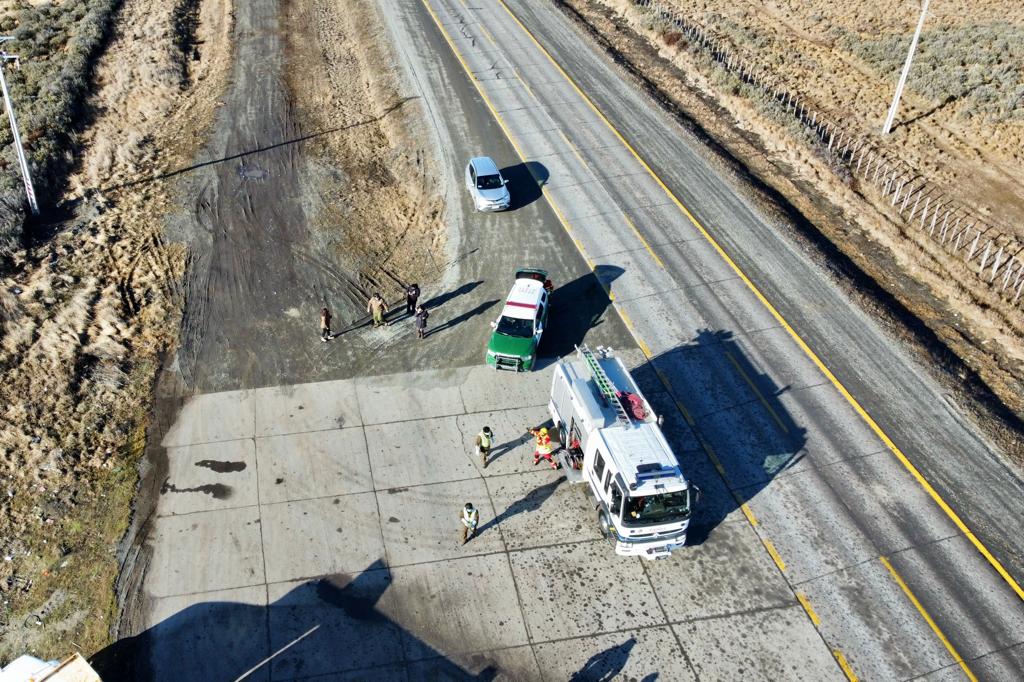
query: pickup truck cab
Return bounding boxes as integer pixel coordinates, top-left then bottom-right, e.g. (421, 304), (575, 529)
(486, 269), (549, 371)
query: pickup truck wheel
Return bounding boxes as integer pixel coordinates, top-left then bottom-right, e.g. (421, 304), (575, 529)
(598, 510), (613, 538)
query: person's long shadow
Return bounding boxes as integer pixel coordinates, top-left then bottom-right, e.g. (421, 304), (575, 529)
(484, 433), (532, 466)
(569, 637), (637, 681)
(500, 161), (548, 210)
(540, 264), (624, 358)
(426, 299), (499, 337)
(90, 559), (499, 681)
(477, 476), (565, 537)
(422, 280), (484, 310)
(631, 328), (808, 546)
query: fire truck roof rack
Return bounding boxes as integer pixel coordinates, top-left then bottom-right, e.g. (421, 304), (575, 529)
(576, 344), (630, 425)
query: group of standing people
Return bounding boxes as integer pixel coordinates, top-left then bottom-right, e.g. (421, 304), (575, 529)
(461, 424), (559, 545)
(318, 283), (430, 342)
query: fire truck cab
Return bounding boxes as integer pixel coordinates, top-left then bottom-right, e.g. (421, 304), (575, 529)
(549, 346), (699, 559)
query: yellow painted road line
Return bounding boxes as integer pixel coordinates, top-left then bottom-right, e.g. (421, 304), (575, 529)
(764, 539), (787, 572)
(833, 650), (859, 682)
(725, 351), (789, 434)
(621, 211), (666, 268)
(740, 502), (758, 527)
(796, 592), (821, 626)
(495, 0), (1024, 603)
(880, 556), (978, 682)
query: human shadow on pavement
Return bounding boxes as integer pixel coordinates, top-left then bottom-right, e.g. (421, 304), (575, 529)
(485, 433), (532, 466)
(426, 299), (499, 337)
(569, 637), (637, 681)
(477, 476), (565, 537)
(541, 264), (624, 358)
(90, 560), (499, 681)
(631, 329), (806, 545)
(422, 280), (484, 310)
(501, 161), (548, 210)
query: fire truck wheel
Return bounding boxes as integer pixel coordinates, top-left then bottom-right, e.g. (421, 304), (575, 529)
(598, 510), (613, 538)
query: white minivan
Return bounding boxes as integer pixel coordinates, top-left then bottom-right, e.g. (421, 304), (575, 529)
(465, 156), (511, 211)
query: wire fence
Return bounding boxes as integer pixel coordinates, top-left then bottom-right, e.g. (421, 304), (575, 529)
(631, 0), (1024, 306)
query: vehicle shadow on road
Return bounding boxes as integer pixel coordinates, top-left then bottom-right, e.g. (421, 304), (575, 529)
(90, 560), (499, 681)
(477, 476), (565, 537)
(633, 329), (807, 545)
(540, 264), (624, 359)
(501, 161), (548, 210)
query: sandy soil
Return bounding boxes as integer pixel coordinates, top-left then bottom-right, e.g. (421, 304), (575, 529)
(554, 0), (1024, 461)
(283, 0), (445, 296)
(0, 0), (232, 660)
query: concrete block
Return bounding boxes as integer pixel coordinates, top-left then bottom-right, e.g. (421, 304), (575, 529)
(644, 521), (792, 621)
(160, 439), (257, 515)
(261, 493), (384, 583)
(483, 471), (601, 550)
(365, 417), (477, 490)
(744, 470), (880, 584)
(162, 390), (254, 447)
(257, 427), (372, 505)
(252, 378), (362, 437)
(673, 606), (840, 680)
(533, 626), (694, 681)
(798, 559), (954, 681)
(407, 645), (541, 681)
(144, 586), (269, 682)
(510, 541), (663, 639)
(376, 479), (502, 565)
(457, 365), (552, 414)
(380, 554), (529, 660)
(454, 406), (549, 477)
(146, 507), (264, 598)
(267, 570), (403, 679)
(356, 370), (465, 425)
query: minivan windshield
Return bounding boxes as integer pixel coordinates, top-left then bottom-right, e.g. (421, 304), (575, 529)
(495, 315), (533, 338)
(620, 490), (691, 527)
(477, 174), (504, 190)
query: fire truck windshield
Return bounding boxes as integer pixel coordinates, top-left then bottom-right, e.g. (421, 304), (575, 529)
(621, 490), (691, 526)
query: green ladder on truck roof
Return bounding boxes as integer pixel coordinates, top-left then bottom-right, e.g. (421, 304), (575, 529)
(576, 345), (630, 425)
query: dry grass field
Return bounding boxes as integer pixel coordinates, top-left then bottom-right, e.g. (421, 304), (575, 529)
(645, 0), (1024, 233)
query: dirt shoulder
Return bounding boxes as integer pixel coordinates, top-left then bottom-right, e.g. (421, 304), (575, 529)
(551, 0), (1024, 465)
(0, 0), (231, 662)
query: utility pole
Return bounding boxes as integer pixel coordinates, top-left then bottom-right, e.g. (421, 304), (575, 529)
(882, 0), (931, 135)
(0, 37), (38, 215)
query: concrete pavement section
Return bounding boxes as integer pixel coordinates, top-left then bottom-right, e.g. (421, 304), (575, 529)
(98, 359), (851, 681)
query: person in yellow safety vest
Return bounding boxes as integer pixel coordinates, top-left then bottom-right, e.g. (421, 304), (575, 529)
(460, 502), (479, 545)
(529, 426), (557, 469)
(475, 426), (494, 469)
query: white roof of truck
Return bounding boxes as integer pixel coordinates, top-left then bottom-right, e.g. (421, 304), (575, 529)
(561, 354), (688, 494)
(500, 278), (544, 320)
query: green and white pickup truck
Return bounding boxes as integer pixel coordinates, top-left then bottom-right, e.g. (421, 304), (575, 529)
(485, 269), (550, 371)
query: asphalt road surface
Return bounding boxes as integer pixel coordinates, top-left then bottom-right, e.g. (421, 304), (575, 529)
(396, 0), (1024, 678)
(108, 0), (1024, 679)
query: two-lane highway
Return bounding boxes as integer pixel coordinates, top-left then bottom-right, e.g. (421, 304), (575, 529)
(404, 0), (1024, 678)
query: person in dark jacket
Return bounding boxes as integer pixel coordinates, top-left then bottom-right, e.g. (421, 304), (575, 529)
(414, 305), (429, 339)
(406, 283), (420, 316)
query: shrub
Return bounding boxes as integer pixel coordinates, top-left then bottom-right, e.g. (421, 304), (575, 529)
(0, 0), (122, 266)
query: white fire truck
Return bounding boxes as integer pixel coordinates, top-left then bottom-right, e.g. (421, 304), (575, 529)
(549, 346), (700, 559)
